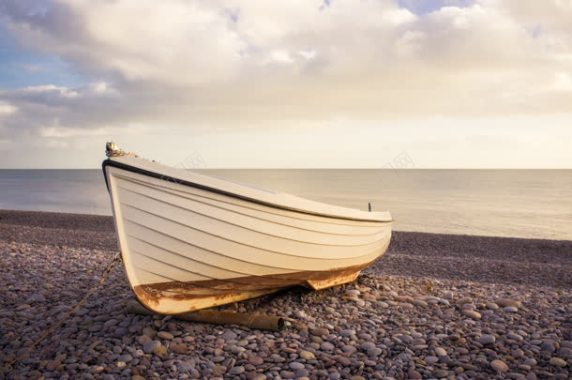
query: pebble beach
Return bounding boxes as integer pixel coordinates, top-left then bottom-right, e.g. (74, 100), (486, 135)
(0, 210), (571, 379)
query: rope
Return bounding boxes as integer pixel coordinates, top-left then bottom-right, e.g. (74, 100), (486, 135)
(2, 251), (122, 372)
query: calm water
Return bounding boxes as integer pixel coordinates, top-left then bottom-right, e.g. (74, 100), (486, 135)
(0, 169), (570, 240)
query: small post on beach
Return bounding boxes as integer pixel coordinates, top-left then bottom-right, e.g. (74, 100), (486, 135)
(368, 202), (372, 212)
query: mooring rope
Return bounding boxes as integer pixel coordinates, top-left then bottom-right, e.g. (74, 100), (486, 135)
(2, 251), (122, 372)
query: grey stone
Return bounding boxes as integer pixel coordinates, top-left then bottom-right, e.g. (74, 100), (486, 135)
(143, 340), (160, 354)
(479, 334), (496, 345)
(289, 362), (305, 371)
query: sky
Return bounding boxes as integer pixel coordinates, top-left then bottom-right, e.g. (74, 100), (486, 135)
(0, 0), (571, 169)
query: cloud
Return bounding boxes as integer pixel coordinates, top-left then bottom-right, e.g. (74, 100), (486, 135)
(0, 0), (571, 167)
(0, 82), (120, 135)
(0, 102), (18, 116)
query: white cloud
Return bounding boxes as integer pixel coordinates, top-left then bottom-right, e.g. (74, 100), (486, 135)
(551, 72), (572, 92)
(0, 103), (18, 116)
(20, 85), (80, 98)
(298, 49), (317, 60)
(380, 7), (417, 25)
(395, 30), (426, 57)
(0, 82), (130, 144)
(268, 50), (295, 65)
(88, 82), (119, 96)
(0, 0), (571, 167)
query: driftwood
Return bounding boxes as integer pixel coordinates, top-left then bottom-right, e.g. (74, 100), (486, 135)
(126, 301), (285, 332)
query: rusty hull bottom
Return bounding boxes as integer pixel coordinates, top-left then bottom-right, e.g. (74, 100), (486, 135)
(133, 265), (365, 315)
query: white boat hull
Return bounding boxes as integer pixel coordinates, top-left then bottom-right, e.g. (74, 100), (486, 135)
(103, 155), (392, 314)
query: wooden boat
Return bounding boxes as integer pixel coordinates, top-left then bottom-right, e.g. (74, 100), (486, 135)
(102, 143), (392, 314)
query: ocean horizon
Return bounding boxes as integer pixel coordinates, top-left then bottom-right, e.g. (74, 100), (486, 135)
(1, 168), (571, 241)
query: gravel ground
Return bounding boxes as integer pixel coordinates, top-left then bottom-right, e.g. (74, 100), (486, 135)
(0, 210), (571, 379)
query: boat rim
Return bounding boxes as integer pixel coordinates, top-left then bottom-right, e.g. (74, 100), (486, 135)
(102, 159), (393, 224)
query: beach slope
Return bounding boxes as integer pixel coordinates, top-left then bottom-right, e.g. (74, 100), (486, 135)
(1, 210), (570, 379)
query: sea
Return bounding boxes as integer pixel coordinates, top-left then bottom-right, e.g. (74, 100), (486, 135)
(0, 169), (570, 241)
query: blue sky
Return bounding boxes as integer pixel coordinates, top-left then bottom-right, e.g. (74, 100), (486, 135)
(0, 36), (83, 89)
(0, 2), (85, 89)
(0, 0), (571, 168)
(397, 0), (473, 15)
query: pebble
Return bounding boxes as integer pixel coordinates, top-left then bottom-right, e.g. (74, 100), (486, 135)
(117, 354), (133, 363)
(549, 357), (567, 367)
(213, 365), (227, 376)
(345, 289), (360, 299)
(3, 219), (571, 380)
(229, 366), (245, 375)
(169, 341), (188, 354)
(433, 369), (449, 378)
(221, 330), (237, 340)
(299, 350), (316, 360)
(212, 355), (226, 363)
(425, 355), (439, 364)
(462, 309), (482, 319)
(26, 293), (46, 303)
(143, 340), (161, 354)
(360, 342), (376, 351)
(479, 334), (496, 345)
(491, 359), (509, 373)
(395, 295), (414, 303)
(142, 327), (156, 338)
(248, 355), (264, 365)
(486, 302), (499, 310)
(157, 331), (174, 340)
(435, 347), (448, 357)
(335, 355), (352, 366)
(367, 347), (382, 357)
(507, 332), (524, 341)
(289, 362), (305, 370)
(457, 297), (473, 305)
(311, 328), (329, 337)
(559, 347), (572, 357)
(541, 341), (556, 352)
(408, 369), (422, 379)
(321, 342), (335, 351)
(496, 298), (521, 308)
(153, 344), (167, 357)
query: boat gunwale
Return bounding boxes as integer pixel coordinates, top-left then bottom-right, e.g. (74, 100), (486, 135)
(102, 159), (393, 223)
